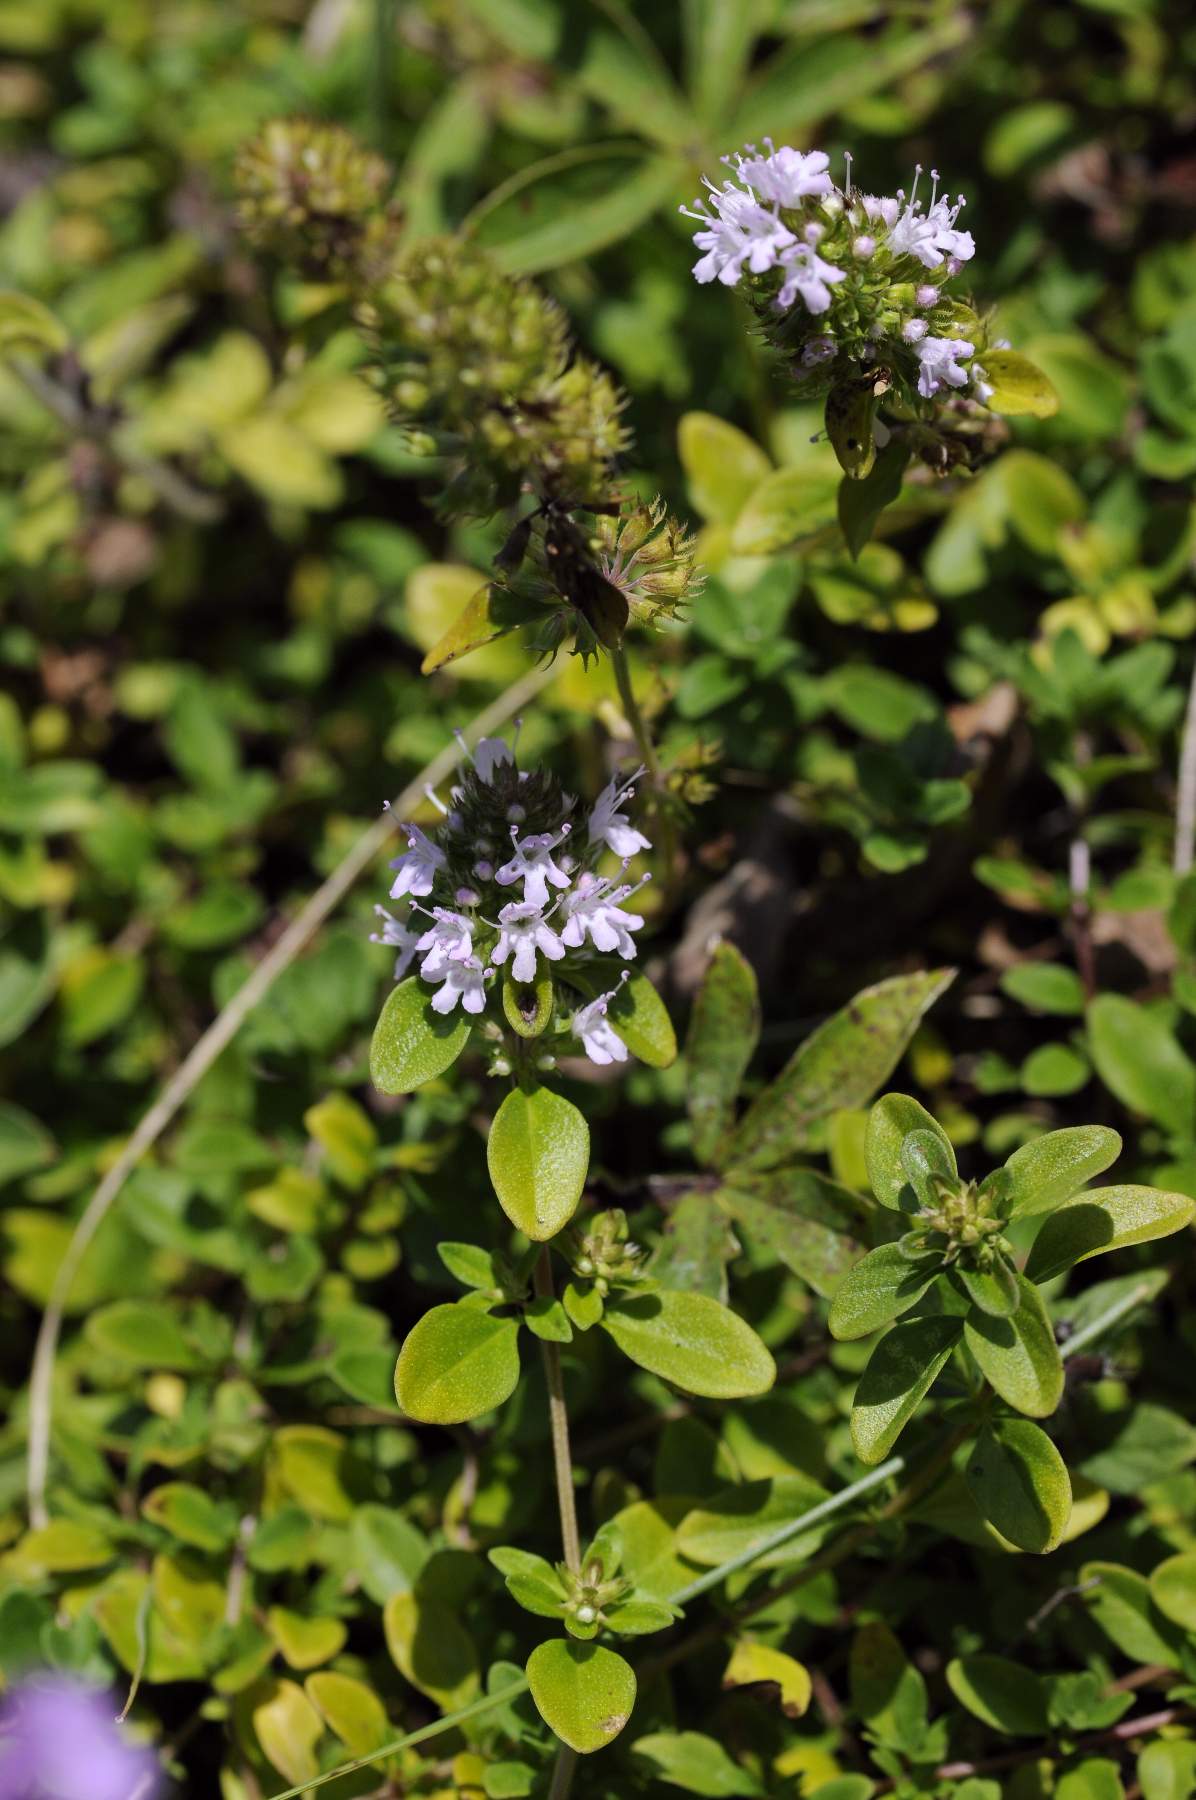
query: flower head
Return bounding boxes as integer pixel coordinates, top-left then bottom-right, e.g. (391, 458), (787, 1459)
(682, 139), (1001, 475)
(371, 729), (658, 1067)
(0, 1678), (161, 1800)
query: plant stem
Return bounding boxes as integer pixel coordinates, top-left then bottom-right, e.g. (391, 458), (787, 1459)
(610, 641), (678, 884)
(1176, 652), (1196, 874)
(534, 1249), (582, 1574)
(24, 665), (555, 1527)
(548, 1746), (580, 1800)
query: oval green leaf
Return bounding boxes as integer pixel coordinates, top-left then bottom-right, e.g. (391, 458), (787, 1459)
(867, 1093), (956, 1211)
(828, 1243), (940, 1342)
(609, 970), (677, 1069)
(685, 941), (760, 1167)
(370, 977), (472, 1096)
(965, 1419), (1072, 1554)
(945, 1653), (1048, 1735)
(850, 1315), (962, 1465)
(487, 1085), (590, 1241)
(1003, 1126), (1122, 1219)
(600, 1286), (775, 1399)
(395, 1304), (520, 1424)
(981, 350), (1060, 418)
(526, 1639), (637, 1755)
(1151, 1551), (1196, 1633)
(964, 1274), (1063, 1418)
(1024, 1185), (1196, 1285)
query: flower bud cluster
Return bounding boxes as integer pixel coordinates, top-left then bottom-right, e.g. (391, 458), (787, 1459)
(359, 238), (630, 517)
(682, 141), (994, 417)
(561, 1208), (645, 1295)
(373, 733), (653, 1068)
(234, 119), (401, 282)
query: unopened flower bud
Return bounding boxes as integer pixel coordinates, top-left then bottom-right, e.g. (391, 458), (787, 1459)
(852, 234), (876, 259)
(916, 284), (939, 307)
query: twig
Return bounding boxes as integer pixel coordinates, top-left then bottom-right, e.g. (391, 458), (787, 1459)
(10, 355), (224, 525)
(534, 1249), (582, 1575)
(1176, 653), (1196, 875)
(25, 665), (554, 1526)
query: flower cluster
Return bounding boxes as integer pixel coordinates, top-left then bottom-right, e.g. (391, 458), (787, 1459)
(373, 733), (653, 1069)
(234, 118), (400, 283)
(682, 141), (996, 463)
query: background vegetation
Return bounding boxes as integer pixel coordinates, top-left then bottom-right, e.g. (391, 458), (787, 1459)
(3, 1), (1196, 1796)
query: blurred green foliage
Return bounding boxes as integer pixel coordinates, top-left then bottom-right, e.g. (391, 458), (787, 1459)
(4, 0), (1196, 1795)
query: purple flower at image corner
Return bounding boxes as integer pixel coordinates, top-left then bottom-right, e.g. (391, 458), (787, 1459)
(0, 1678), (161, 1800)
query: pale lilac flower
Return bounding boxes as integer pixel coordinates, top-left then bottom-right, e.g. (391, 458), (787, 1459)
(902, 317), (929, 343)
(916, 335), (975, 397)
(389, 823), (445, 900)
(490, 902), (566, 984)
(574, 982), (630, 1066)
(415, 908), (475, 978)
(852, 235), (876, 259)
(736, 142), (833, 206)
(430, 957), (486, 1015)
(971, 361), (994, 404)
(916, 283), (939, 306)
(454, 729), (515, 784)
(496, 826), (573, 909)
(371, 905), (419, 980)
(680, 184), (795, 287)
(886, 168), (974, 269)
(862, 193), (900, 230)
(774, 241), (845, 315)
(560, 872), (646, 959)
(0, 1678), (161, 1800)
(588, 772), (650, 859)
(802, 335), (837, 366)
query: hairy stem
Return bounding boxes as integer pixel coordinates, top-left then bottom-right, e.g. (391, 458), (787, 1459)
(25, 665), (554, 1526)
(611, 641), (678, 886)
(534, 1248), (582, 1574)
(1176, 652), (1196, 874)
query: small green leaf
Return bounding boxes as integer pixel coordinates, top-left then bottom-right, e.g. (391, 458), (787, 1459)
(0, 1101), (55, 1188)
(632, 1730), (764, 1796)
(370, 977), (472, 1095)
(946, 1654), (1049, 1734)
(677, 1473), (831, 1570)
(142, 1483), (238, 1552)
(964, 1275), (1064, 1418)
(723, 1640), (811, 1719)
(1087, 994), (1196, 1137)
(609, 970), (677, 1068)
(305, 1671), (390, 1756)
(501, 969), (554, 1038)
(718, 1168), (867, 1300)
(850, 1315), (962, 1465)
(1150, 1551), (1196, 1633)
(487, 1085), (589, 1240)
(981, 350), (1060, 417)
(601, 1285), (775, 1399)
(1138, 1740), (1196, 1800)
(838, 443), (912, 558)
(526, 1639), (636, 1755)
(828, 1243), (940, 1342)
(1004, 1126), (1122, 1218)
(384, 1591), (478, 1709)
(420, 580), (522, 673)
(866, 1094), (955, 1211)
(685, 941), (760, 1166)
(0, 291), (69, 356)
(678, 413), (772, 526)
(965, 1419), (1072, 1553)
(1081, 1562), (1186, 1668)
(726, 972), (955, 1173)
(85, 1300), (205, 1371)
(730, 464), (841, 554)
(603, 1599), (676, 1637)
(901, 1127), (958, 1210)
(267, 1607), (347, 1670)
(1024, 1186), (1196, 1284)
(955, 1257), (1020, 1319)
(395, 1304), (521, 1424)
